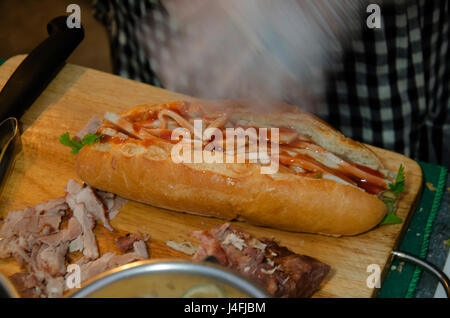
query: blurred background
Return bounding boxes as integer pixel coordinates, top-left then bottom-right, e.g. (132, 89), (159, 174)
(0, 0), (448, 166)
(0, 0), (112, 72)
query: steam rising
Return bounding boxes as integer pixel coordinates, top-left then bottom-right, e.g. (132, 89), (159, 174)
(136, 0), (363, 112)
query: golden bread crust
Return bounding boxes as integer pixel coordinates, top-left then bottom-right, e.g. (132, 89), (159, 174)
(75, 141), (386, 236)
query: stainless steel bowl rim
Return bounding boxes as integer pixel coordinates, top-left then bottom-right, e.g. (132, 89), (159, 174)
(70, 258), (270, 298)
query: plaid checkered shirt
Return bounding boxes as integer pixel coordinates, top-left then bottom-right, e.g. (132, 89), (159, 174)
(94, 0), (449, 167)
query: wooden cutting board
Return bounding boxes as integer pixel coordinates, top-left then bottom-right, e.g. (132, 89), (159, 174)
(0, 55), (423, 298)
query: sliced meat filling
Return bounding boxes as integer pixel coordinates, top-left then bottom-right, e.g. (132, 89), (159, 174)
(9, 272), (45, 298)
(29, 242), (69, 277)
(38, 217), (82, 247)
(96, 190), (128, 220)
(35, 197), (67, 216)
(75, 116), (103, 140)
(191, 223), (330, 298)
(71, 240), (149, 284)
(65, 179), (114, 231)
(75, 186), (113, 231)
(0, 179), (131, 298)
(115, 232), (149, 253)
(72, 203), (99, 260)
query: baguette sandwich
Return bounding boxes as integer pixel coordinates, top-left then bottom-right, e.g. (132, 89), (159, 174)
(73, 100), (396, 236)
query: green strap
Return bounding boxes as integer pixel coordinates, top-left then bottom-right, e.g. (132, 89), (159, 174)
(378, 161), (448, 298)
(405, 165), (448, 297)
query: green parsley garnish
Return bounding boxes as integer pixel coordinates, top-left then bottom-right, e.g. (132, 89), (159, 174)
(388, 164), (405, 195)
(380, 210), (402, 225)
(317, 172), (322, 179)
(59, 132), (102, 155)
(380, 164), (405, 225)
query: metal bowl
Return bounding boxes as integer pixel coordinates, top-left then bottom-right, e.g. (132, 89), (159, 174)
(70, 259), (270, 298)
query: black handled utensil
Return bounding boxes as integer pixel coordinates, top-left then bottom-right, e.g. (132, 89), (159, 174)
(0, 16), (84, 199)
(0, 16), (84, 122)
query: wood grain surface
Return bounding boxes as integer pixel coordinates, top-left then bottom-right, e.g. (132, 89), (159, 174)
(0, 55), (423, 298)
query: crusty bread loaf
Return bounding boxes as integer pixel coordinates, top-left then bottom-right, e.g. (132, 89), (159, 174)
(75, 100), (387, 236)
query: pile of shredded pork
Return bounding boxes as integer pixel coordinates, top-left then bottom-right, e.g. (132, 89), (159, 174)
(191, 223), (330, 298)
(0, 179), (149, 298)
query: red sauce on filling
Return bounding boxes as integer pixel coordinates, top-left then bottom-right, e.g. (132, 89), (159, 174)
(126, 102), (187, 122)
(157, 129), (175, 141)
(100, 135), (127, 144)
(103, 108), (388, 194)
(144, 110), (159, 121)
(336, 168), (386, 194)
(141, 139), (153, 147)
(132, 123), (141, 133)
(278, 151), (386, 194)
(353, 179), (386, 195)
(354, 164), (385, 178)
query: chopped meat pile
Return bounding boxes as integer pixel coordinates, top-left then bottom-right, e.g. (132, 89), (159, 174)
(115, 232), (150, 253)
(191, 223), (330, 298)
(0, 179), (149, 298)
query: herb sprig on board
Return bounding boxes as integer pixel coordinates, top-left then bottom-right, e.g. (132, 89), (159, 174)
(380, 164), (405, 225)
(59, 132), (102, 155)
